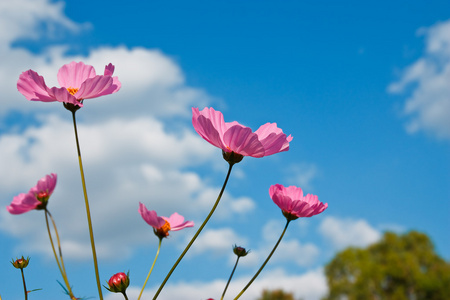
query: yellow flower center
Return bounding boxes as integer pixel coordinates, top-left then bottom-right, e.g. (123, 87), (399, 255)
(155, 220), (171, 237)
(67, 87), (79, 96)
(161, 221), (171, 234)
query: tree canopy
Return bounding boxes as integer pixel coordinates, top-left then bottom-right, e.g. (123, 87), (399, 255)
(258, 289), (296, 300)
(323, 231), (450, 300)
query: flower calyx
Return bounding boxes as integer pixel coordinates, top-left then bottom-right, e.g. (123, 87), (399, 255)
(222, 150), (244, 165)
(233, 245), (250, 257)
(11, 256), (30, 269)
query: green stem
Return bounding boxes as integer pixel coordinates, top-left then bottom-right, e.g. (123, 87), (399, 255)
(20, 268), (27, 300)
(138, 238), (163, 300)
(221, 256), (240, 300)
(45, 210), (74, 298)
(71, 110), (103, 300)
(152, 163), (235, 300)
(234, 220), (291, 300)
(121, 291), (129, 300)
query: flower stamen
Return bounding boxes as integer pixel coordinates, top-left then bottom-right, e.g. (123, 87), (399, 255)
(155, 221), (171, 238)
(67, 87), (79, 96)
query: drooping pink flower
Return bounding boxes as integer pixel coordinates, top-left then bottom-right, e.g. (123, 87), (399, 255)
(17, 61), (121, 107)
(138, 202), (194, 238)
(192, 107), (292, 159)
(7, 173), (57, 214)
(269, 184), (327, 220)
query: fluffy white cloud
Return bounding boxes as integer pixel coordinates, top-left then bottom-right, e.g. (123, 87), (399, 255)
(388, 19), (450, 140)
(0, 115), (256, 260)
(105, 268), (328, 300)
(0, 0), (213, 119)
(319, 216), (381, 250)
(0, 0), (245, 262)
(235, 219), (321, 268)
(0, 0), (83, 44)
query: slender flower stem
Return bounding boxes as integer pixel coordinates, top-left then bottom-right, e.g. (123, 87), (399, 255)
(44, 210), (74, 298)
(221, 256), (240, 300)
(121, 291), (129, 300)
(138, 238), (163, 300)
(152, 163), (235, 300)
(71, 110), (103, 300)
(234, 220), (291, 300)
(20, 268), (28, 300)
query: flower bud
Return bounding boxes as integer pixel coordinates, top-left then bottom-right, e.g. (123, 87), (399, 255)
(233, 245), (250, 257)
(105, 272), (130, 293)
(11, 256), (30, 269)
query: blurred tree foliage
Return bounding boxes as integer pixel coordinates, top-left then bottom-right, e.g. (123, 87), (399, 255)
(257, 289), (296, 300)
(323, 231), (450, 300)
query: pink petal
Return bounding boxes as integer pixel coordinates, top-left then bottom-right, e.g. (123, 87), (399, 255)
(255, 123), (292, 156)
(93, 76), (121, 97)
(48, 86), (81, 106)
(75, 76), (114, 99)
(193, 109), (228, 150)
(100, 64), (122, 95)
(17, 70), (56, 102)
(284, 185), (304, 200)
(57, 61), (96, 89)
(7, 193), (40, 215)
(34, 173), (57, 195)
(104, 63), (115, 76)
(138, 202), (166, 229)
(164, 213), (194, 231)
(223, 125), (265, 157)
(281, 135), (293, 152)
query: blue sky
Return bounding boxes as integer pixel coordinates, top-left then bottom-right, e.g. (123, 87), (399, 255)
(0, 1), (449, 299)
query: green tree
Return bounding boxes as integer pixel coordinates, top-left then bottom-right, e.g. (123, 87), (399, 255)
(257, 289), (296, 300)
(323, 231), (450, 300)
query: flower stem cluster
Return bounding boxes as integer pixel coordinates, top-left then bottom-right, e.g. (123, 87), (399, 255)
(8, 61), (329, 300)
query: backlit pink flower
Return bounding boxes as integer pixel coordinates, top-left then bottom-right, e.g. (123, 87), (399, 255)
(17, 61), (121, 107)
(269, 184), (327, 220)
(7, 173), (57, 214)
(192, 107), (292, 159)
(138, 202), (194, 238)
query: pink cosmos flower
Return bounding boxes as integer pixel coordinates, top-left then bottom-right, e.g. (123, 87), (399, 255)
(17, 61), (121, 107)
(269, 184), (327, 220)
(138, 202), (194, 238)
(7, 173), (57, 214)
(192, 107), (293, 159)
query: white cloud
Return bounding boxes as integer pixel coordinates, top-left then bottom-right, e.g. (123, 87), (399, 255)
(190, 228), (248, 256)
(0, 116), (255, 261)
(319, 216), (381, 250)
(388, 19), (450, 140)
(0, 0), (83, 44)
(105, 268), (327, 300)
(235, 219), (320, 268)
(0, 1), (213, 120)
(271, 240), (320, 267)
(0, 0), (240, 262)
(285, 162), (319, 191)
